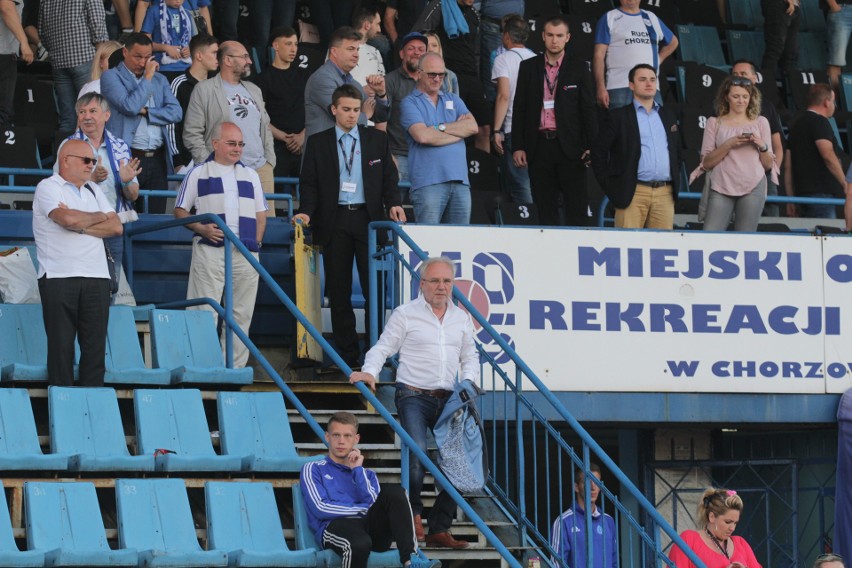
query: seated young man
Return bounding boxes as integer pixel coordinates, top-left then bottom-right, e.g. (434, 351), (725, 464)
(300, 412), (440, 568)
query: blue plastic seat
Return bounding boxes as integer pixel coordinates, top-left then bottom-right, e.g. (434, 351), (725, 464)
(116, 479), (228, 568)
(725, 29), (765, 68)
(676, 24), (728, 68)
(105, 306), (171, 385)
(205, 482), (317, 567)
(797, 31), (828, 71)
(24, 481), (138, 567)
(48, 386), (155, 472)
(134, 389), (242, 472)
(149, 309), (253, 385)
(727, 0), (763, 28)
(292, 482), (401, 568)
(218, 392), (321, 473)
(0, 304), (48, 382)
(0, 480), (45, 566)
(0, 388), (69, 471)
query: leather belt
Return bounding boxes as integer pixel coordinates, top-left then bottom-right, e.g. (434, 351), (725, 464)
(131, 147), (164, 158)
(538, 130), (558, 140)
(400, 383), (452, 399)
(338, 203), (366, 210)
(637, 180), (671, 188)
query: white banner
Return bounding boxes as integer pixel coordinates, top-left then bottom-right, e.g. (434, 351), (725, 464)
(398, 226), (852, 394)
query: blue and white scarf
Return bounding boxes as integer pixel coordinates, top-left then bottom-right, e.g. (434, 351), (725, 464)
(159, 4), (192, 66)
(180, 153), (262, 252)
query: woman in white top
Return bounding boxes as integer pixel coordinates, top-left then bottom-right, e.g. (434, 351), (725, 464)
(78, 40), (123, 98)
(700, 76), (774, 232)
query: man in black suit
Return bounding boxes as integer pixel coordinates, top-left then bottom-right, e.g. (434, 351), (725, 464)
(591, 64), (680, 229)
(295, 84), (406, 368)
(511, 14), (598, 227)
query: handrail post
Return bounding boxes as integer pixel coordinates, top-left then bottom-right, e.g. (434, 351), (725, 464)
(223, 240), (234, 367)
(515, 364), (527, 547)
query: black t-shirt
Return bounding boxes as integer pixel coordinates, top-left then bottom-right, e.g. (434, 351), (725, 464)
(436, 4), (479, 77)
(170, 72), (199, 168)
(387, 0), (429, 41)
(788, 110), (845, 196)
(761, 99), (784, 140)
(252, 64), (307, 134)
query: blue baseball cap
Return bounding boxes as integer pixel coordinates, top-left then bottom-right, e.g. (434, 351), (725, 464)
(400, 31), (429, 49)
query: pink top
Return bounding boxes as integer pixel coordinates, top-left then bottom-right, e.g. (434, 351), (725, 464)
(669, 530), (763, 568)
(539, 53), (563, 131)
(700, 116), (773, 196)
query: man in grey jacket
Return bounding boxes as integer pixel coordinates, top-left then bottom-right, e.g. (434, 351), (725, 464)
(183, 40), (276, 196)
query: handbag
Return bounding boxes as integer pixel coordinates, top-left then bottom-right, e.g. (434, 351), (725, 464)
(84, 183), (120, 294)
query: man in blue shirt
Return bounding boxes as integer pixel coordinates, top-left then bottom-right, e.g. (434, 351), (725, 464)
(300, 412), (439, 568)
(550, 463), (618, 568)
(591, 64), (679, 229)
(295, 85), (405, 368)
(400, 52), (478, 224)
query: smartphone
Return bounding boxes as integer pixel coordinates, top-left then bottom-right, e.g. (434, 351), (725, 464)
(741, 131), (752, 137)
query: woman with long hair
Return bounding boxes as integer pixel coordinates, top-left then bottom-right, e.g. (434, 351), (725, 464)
(699, 76), (774, 231)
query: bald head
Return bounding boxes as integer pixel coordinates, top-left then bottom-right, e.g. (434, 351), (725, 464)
(417, 52), (446, 95)
(59, 140), (97, 188)
(211, 122), (245, 166)
(218, 41), (252, 82)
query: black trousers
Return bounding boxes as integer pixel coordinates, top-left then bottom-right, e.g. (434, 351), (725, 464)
(0, 53), (16, 129)
(322, 485), (417, 568)
(38, 276), (110, 387)
(529, 137), (589, 226)
(761, 0), (801, 77)
(322, 207), (375, 366)
(132, 150), (169, 214)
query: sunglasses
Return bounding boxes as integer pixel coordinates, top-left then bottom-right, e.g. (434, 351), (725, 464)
(222, 141), (246, 148)
(68, 155), (98, 166)
(425, 72), (447, 79)
(731, 76), (753, 87)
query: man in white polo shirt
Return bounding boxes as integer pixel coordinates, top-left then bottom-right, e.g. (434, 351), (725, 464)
(33, 139), (123, 387)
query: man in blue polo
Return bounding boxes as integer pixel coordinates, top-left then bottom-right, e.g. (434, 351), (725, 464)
(400, 52), (478, 224)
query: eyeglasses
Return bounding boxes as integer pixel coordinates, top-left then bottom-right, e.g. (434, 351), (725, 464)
(222, 141), (246, 148)
(423, 278), (453, 285)
(226, 53), (251, 61)
(67, 155), (98, 166)
(425, 72), (447, 79)
(731, 76), (753, 87)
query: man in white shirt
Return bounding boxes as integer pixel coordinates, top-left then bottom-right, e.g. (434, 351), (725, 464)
(491, 14), (535, 204)
(33, 139), (123, 386)
(350, 5), (386, 89)
(350, 257), (477, 550)
(174, 121), (268, 368)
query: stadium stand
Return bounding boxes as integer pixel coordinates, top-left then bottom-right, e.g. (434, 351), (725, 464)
(0, 481), (43, 567)
(0, 389), (69, 471)
(676, 24), (728, 68)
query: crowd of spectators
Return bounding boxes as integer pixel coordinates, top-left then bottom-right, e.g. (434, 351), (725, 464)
(2, 0), (852, 229)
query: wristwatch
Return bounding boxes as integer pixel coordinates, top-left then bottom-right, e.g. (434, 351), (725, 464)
(759, 144), (769, 153)
(437, 123), (447, 132)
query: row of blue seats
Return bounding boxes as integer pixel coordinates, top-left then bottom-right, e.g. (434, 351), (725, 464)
(0, 478), (399, 567)
(0, 387), (315, 473)
(0, 305), (252, 386)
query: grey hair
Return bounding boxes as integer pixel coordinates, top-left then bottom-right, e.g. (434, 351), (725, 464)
(814, 555), (845, 568)
(418, 51), (444, 70)
(418, 256), (455, 277)
(211, 121), (241, 141)
(75, 92), (110, 113)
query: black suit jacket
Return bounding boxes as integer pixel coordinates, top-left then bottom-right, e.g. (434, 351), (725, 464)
(511, 51), (598, 162)
(591, 103), (681, 209)
(299, 125), (401, 246)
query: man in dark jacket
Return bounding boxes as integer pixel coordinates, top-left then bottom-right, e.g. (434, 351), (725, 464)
(591, 63), (680, 229)
(511, 14), (598, 226)
(295, 84), (405, 369)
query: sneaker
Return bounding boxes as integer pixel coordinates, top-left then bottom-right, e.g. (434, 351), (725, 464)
(408, 553), (441, 568)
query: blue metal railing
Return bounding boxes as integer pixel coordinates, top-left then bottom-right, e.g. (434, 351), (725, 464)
(597, 192), (848, 228)
(121, 213), (521, 566)
(367, 222), (709, 568)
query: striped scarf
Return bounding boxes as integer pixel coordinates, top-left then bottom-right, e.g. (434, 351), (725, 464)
(182, 154), (261, 252)
(159, 4), (192, 66)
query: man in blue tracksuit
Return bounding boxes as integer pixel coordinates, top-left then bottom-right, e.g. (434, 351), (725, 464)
(550, 463), (619, 568)
(300, 412), (440, 568)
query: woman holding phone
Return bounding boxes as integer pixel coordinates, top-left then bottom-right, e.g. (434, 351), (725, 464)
(669, 487), (762, 568)
(699, 76), (774, 232)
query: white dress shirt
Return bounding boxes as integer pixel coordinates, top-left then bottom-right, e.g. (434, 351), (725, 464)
(362, 295), (479, 391)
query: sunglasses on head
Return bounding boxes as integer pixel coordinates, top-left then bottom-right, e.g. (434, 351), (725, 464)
(731, 76), (753, 87)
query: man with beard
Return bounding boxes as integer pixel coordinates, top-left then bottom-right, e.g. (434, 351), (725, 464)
(183, 40), (276, 195)
(384, 32), (428, 190)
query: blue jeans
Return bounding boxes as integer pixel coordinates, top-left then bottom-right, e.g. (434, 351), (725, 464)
(608, 87), (663, 109)
(53, 62), (92, 133)
(800, 193), (839, 219)
(827, 5), (852, 66)
(500, 133), (532, 203)
(410, 182), (471, 224)
(250, 0), (296, 69)
(480, 18), (502, 104)
(394, 154), (410, 204)
(395, 385), (458, 534)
